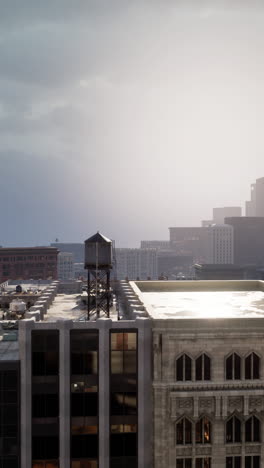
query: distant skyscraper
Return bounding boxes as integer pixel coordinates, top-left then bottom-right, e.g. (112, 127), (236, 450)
(245, 183), (257, 216)
(202, 224), (234, 264)
(213, 206), (242, 224)
(225, 216), (264, 265)
(256, 177), (264, 216)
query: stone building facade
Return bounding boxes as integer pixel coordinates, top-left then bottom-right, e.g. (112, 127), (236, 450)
(152, 318), (264, 468)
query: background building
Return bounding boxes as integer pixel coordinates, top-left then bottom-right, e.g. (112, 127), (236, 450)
(0, 247), (58, 282)
(202, 224), (234, 264)
(213, 206), (242, 224)
(57, 252), (74, 280)
(245, 177), (264, 217)
(114, 248), (157, 280)
(140, 240), (170, 250)
(224, 217), (264, 266)
(50, 243), (84, 263)
(169, 225), (233, 265)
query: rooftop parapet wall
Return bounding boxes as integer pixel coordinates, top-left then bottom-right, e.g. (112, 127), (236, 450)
(133, 279), (264, 293)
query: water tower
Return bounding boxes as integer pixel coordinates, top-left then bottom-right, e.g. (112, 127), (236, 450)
(84, 232), (113, 320)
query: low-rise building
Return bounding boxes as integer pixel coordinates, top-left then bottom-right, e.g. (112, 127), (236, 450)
(0, 247), (58, 282)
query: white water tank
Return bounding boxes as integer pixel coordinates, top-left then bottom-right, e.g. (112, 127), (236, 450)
(9, 299), (26, 316)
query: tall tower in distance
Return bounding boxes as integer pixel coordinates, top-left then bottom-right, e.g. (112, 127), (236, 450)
(256, 177), (264, 216)
(245, 183), (257, 216)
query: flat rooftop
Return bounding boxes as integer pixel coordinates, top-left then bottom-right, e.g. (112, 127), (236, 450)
(131, 280), (264, 320)
(44, 294), (118, 322)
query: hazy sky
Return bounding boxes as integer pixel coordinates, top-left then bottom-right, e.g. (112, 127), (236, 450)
(1, 0), (264, 247)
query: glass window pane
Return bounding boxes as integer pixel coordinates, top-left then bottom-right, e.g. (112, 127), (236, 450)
(204, 418), (211, 443)
(177, 356), (183, 381)
(253, 416), (260, 442)
(185, 355), (192, 381)
(245, 457), (251, 468)
(226, 419), (232, 442)
(176, 460), (183, 468)
(226, 355), (232, 380)
(124, 333), (137, 350)
(196, 356), (202, 381)
(253, 354), (260, 379)
(204, 355), (211, 380)
(185, 419), (192, 444)
(176, 420), (183, 444)
(111, 352), (123, 374)
(234, 354), (241, 379)
(234, 417), (241, 443)
(111, 333), (124, 351)
(124, 351), (137, 374)
(245, 355), (251, 379)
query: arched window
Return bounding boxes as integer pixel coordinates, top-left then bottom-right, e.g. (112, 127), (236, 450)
(195, 354), (211, 381)
(176, 418), (192, 445)
(245, 456), (260, 468)
(245, 416), (260, 442)
(226, 353), (241, 380)
(176, 354), (192, 381)
(176, 459), (192, 468)
(226, 457), (241, 468)
(195, 458), (211, 468)
(245, 353), (260, 379)
(226, 416), (241, 443)
(195, 417), (211, 444)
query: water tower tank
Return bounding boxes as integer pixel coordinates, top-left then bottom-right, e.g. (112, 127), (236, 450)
(85, 232), (113, 270)
(9, 299), (26, 316)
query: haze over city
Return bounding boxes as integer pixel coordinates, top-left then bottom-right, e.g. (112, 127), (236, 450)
(1, 0), (264, 247)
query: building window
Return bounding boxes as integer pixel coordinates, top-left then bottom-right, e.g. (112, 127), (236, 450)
(70, 331), (99, 465)
(32, 394), (59, 418)
(195, 458), (211, 468)
(195, 417), (211, 444)
(176, 418), (192, 445)
(32, 331), (59, 376)
(176, 354), (192, 381)
(176, 459), (192, 468)
(110, 331), (138, 468)
(195, 354), (211, 380)
(226, 457), (241, 468)
(226, 353), (241, 380)
(226, 416), (241, 443)
(245, 353), (260, 379)
(245, 416), (260, 442)
(245, 456), (260, 468)
(111, 332), (137, 374)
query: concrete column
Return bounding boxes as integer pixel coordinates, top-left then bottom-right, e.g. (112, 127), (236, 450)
(58, 319), (72, 468)
(136, 317), (152, 468)
(98, 317), (112, 468)
(19, 319), (35, 468)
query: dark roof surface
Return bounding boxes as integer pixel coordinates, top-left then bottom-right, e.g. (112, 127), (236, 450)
(85, 232), (112, 244)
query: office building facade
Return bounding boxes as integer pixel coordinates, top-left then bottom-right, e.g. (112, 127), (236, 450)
(224, 217), (264, 265)
(0, 247), (58, 283)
